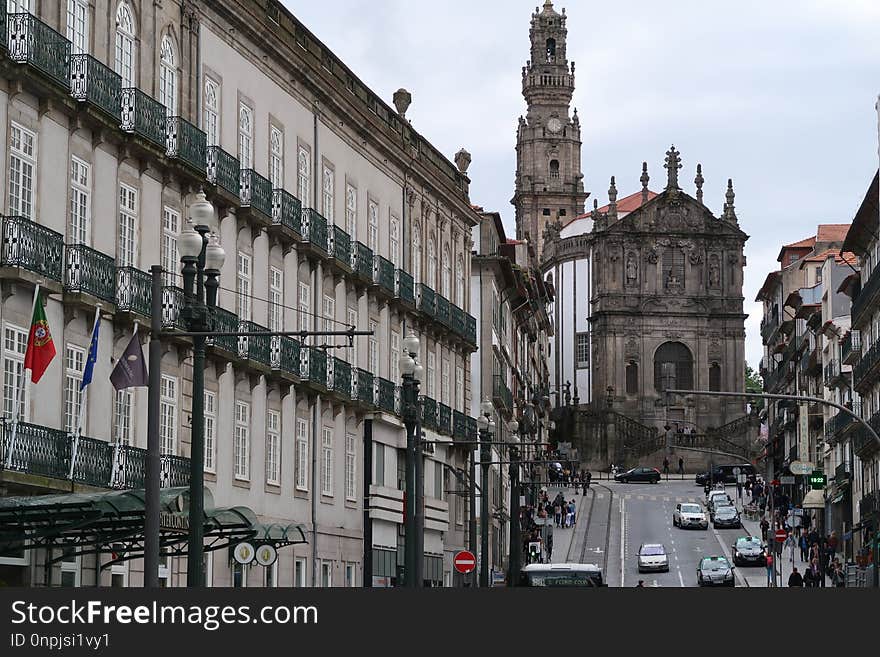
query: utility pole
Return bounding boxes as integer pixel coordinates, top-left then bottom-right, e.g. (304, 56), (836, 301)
(477, 399), (495, 588)
(144, 266), (162, 588)
(507, 422), (521, 587)
(363, 418), (372, 588)
(469, 444), (478, 587)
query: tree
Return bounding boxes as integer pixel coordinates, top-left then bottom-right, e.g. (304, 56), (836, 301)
(745, 363), (764, 411)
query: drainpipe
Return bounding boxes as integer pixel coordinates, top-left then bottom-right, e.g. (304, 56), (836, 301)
(310, 105), (320, 587)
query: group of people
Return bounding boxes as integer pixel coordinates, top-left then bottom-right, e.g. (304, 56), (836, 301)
(520, 490), (579, 564)
(785, 529), (845, 587)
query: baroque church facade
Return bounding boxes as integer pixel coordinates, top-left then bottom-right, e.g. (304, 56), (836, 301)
(518, 2), (750, 434)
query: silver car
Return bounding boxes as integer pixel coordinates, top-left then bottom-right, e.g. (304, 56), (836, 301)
(637, 543), (669, 573)
(673, 503), (708, 529)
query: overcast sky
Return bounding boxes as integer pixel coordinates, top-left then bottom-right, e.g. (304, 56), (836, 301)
(285, 0), (880, 369)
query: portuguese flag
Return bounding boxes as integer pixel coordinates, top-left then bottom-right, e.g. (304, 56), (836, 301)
(24, 292), (56, 383)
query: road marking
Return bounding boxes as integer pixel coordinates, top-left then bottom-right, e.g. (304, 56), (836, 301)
(596, 494), (605, 499)
(675, 497), (683, 502)
(678, 570), (685, 587)
(652, 580), (659, 587)
(637, 495), (645, 500)
(620, 496), (626, 587)
(650, 496), (657, 501)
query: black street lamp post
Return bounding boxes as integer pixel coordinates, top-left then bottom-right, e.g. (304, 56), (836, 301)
(398, 334), (423, 588)
(507, 419), (521, 587)
(477, 398), (495, 588)
(177, 192), (225, 588)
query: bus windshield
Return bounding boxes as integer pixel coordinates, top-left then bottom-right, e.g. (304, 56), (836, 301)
(521, 569), (603, 587)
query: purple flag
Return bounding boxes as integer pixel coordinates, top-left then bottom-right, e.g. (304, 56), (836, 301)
(110, 331), (148, 390)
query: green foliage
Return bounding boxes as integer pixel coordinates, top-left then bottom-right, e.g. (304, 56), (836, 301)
(745, 363), (764, 411)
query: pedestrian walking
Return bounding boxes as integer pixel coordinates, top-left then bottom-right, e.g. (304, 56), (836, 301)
(553, 501), (562, 527)
(810, 557), (823, 587)
(635, 580), (645, 587)
(678, 457), (684, 478)
(799, 533), (809, 562)
(765, 553), (774, 587)
(760, 516), (770, 542)
(788, 567), (804, 587)
(832, 562), (846, 587)
(736, 480), (743, 500)
(663, 457), (670, 478)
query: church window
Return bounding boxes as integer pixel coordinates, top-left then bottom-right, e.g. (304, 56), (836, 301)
(559, 209), (566, 217)
(546, 38), (556, 62)
(626, 362), (638, 395)
(549, 160), (559, 179)
(653, 342), (693, 392)
(709, 362), (721, 392)
(575, 333), (589, 368)
(542, 209), (551, 216)
(662, 248), (685, 290)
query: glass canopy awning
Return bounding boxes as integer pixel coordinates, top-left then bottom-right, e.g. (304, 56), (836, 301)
(0, 487), (307, 565)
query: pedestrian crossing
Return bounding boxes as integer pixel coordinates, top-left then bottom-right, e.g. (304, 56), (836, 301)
(594, 493), (702, 503)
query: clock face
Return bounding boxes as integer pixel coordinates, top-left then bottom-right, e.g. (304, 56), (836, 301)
(547, 118), (562, 133)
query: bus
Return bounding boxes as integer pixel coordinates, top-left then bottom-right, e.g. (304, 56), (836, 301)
(519, 563), (606, 587)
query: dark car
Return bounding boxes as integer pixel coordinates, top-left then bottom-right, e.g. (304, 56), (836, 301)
(712, 504), (741, 529)
(695, 464), (755, 486)
(614, 467), (661, 484)
(697, 556), (735, 587)
(732, 536), (765, 566)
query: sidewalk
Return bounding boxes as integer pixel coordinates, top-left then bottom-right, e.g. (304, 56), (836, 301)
(531, 487), (583, 564)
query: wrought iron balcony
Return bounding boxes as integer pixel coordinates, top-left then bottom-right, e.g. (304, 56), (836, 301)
(166, 117), (207, 175)
(160, 286), (186, 330)
(206, 146), (240, 200)
(834, 460), (851, 483)
(453, 410), (477, 443)
(396, 269), (415, 305)
(270, 336), (301, 377)
(330, 225), (352, 270)
(240, 169), (273, 219)
(207, 306), (239, 355)
(438, 403), (452, 435)
(451, 305), (466, 337)
(853, 419), (880, 459)
(272, 189), (302, 236)
(1, 215), (64, 282)
(824, 360), (845, 388)
(6, 13), (71, 89)
(120, 88), (166, 149)
(859, 490), (878, 520)
(115, 266), (151, 316)
(353, 242), (373, 282)
(238, 320), (271, 366)
(64, 244), (116, 303)
(420, 396), (438, 431)
(331, 357), (352, 398)
(760, 314), (779, 343)
(356, 368), (374, 405)
(842, 330), (861, 366)
(464, 313), (477, 346)
(307, 347), (327, 387)
(492, 375), (513, 412)
(375, 377), (397, 413)
(853, 336), (880, 393)
(824, 410), (854, 444)
(417, 283), (436, 317)
(852, 265), (880, 329)
(70, 53), (121, 121)
(374, 255), (395, 294)
(436, 294), (451, 327)
(302, 209), (328, 252)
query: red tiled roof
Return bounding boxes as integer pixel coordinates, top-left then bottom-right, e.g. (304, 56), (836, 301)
(783, 236), (816, 250)
(816, 224), (851, 243)
(563, 190), (659, 228)
(798, 249), (857, 266)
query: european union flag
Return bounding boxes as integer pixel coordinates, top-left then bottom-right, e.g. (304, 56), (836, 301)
(80, 316), (100, 391)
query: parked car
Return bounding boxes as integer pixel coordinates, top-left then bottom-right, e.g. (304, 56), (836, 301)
(695, 464), (756, 486)
(673, 502), (709, 530)
(614, 466), (661, 483)
(637, 544), (669, 573)
(712, 504), (741, 528)
(697, 556), (735, 587)
(732, 536), (765, 566)
(707, 490), (733, 514)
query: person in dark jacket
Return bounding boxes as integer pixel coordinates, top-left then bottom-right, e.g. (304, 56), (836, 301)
(788, 567), (804, 587)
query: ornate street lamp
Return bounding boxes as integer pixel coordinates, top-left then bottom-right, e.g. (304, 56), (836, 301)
(507, 419), (521, 587)
(477, 398), (495, 587)
(398, 334), (424, 587)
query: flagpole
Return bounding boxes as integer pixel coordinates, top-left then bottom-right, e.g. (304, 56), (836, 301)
(5, 284), (41, 469)
(109, 322), (139, 488)
(69, 306), (100, 480)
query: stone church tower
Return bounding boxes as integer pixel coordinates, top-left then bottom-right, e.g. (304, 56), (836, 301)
(512, 1), (587, 260)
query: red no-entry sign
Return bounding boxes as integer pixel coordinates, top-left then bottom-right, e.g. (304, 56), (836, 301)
(453, 550), (476, 574)
(775, 529), (787, 543)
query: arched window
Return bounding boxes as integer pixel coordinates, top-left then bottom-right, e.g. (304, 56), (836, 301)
(709, 362), (721, 392)
(549, 159), (559, 179)
(653, 342), (693, 392)
(427, 236), (436, 290)
(546, 38), (556, 62)
(412, 222), (422, 286)
(114, 2), (136, 88)
(626, 361), (638, 395)
(441, 244), (451, 298)
(238, 103), (253, 169)
(66, 0), (89, 55)
(158, 35), (177, 116)
(455, 254), (465, 306)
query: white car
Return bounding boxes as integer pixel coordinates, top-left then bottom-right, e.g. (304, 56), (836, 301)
(673, 502), (708, 529)
(637, 543), (669, 572)
(707, 490), (733, 513)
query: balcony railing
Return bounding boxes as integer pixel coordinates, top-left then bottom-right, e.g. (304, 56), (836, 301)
(842, 331), (861, 366)
(852, 266), (880, 328)
(436, 294), (451, 327)
(464, 314), (477, 346)
(376, 377), (396, 413)
(438, 403), (452, 435)
(207, 307), (239, 355)
(421, 396), (438, 431)
(853, 337), (880, 392)
(120, 88), (166, 149)
(824, 360), (842, 387)
(238, 320), (271, 366)
(834, 460), (851, 482)
(160, 286), (186, 330)
(453, 410), (477, 443)
(64, 244), (116, 303)
(166, 117), (207, 175)
(1, 215), (64, 282)
(115, 266), (151, 316)
(272, 189), (302, 236)
(331, 357), (352, 398)
(206, 146), (240, 199)
(859, 490), (879, 520)
(302, 209), (328, 252)
(375, 255), (395, 294)
(270, 336), (301, 377)
(451, 305), (466, 337)
(356, 368), (374, 405)
(70, 53), (121, 120)
(760, 314), (779, 343)
(240, 169), (273, 218)
(824, 410), (854, 443)
(396, 269), (415, 305)
(301, 347), (325, 387)
(7, 13), (71, 88)
(353, 242), (373, 281)
(418, 283), (436, 317)
(493, 375), (513, 411)
(331, 225), (352, 269)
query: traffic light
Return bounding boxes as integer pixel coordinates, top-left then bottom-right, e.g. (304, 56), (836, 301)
(809, 471), (827, 490)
